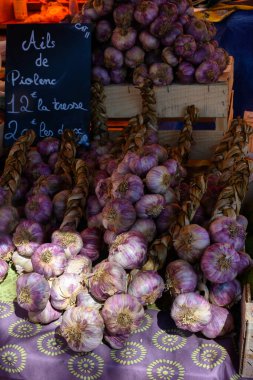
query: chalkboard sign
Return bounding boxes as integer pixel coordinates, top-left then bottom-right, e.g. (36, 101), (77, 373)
(4, 23), (91, 146)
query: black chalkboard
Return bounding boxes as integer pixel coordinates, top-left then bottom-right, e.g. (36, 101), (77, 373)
(4, 23), (91, 146)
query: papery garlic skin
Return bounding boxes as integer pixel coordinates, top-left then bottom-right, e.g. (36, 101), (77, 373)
(109, 231), (147, 269)
(95, 178), (112, 207)
(28, 300), (62, 324)
(111, 173), (144, 203)
(143, 144), (168, 163)
(76, 290), (102, 310)
(171, 292), (212, 332)
(238, 251), (252, 275)
(12, 219), (44, 257)
(209, 279), (242, 308)
(12, 251), (33, 274)
(0, 234), (15, 261)
(165, 259), (198, 296)
(135, 194), (165, 219)
(60, 306), (104, 352)
(209, 216), (246, 251)
(130, 218), (156, 243)
(201, 243), (240, 283)
(89, 260), (128, 302)
(80, 227), (102, 261)
(127, 270), (165, 305)
(103, 229), (118, 245)
(51, 231), (83, 258)
(32, 243), (67, 279)
(104, 330), (129, 349)
(102, 199), (136, 233)
(102, 294), (145, 335)
(16, 273), (50, 312)
(87, 213), (104, 229)
(128, 152), (158, 177)
(146, 165), (171, 194)
(0, 259), (8, 283)
(0, 205), (19, 234)
(174, 224), (210, 263)
(201, 304), (234, 339)
(155, 203), (181, 234)
(50, 273), (83, 311)
(64, 256), (92, 277)
(25, 194), (52, 224)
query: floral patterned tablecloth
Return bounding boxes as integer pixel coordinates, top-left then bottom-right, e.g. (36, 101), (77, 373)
(0, 300), (246, 380)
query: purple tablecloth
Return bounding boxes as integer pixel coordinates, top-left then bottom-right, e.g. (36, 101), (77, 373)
(0, 300), (247, 380)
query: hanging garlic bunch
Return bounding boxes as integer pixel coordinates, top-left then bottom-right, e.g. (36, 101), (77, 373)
(88, 260), (128, 302)
(60, 306), (104, 352)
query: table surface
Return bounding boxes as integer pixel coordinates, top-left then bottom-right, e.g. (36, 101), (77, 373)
(0, 300), (246, 380)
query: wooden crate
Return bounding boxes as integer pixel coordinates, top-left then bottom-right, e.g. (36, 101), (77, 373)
(240, 284), (253, 378)
(105, 57), (234, 160)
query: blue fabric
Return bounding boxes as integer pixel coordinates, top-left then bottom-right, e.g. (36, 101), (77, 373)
(215, 11), (253, 117)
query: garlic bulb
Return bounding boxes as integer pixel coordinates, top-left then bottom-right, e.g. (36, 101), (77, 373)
(109, 231), (147, 269)
(25, 194), (52, 224)
(237, 214), (248, 229)
(209, 216), (246, 251)
(60, 306), (104, 352)
(0, 205), (19, 234)
(102, 199), (136, 233)
(135, 194), (165, 218)
(80, 227), (102, 261)
(76, 290), (102, 310)
(143, 144), (168, 163)
(171, 292), (212, 332)
(89, 260), (128, 301)
(209, 279), (241, 308)
(111, 173), (144, 203)
(31, 243), (67, 279)
(64, 256), (92, 277)
(146, 166), (171, 194)
(201, 243), (240, 283)
(95, 178), (112, 207)
(50, 273), (83, 310)
(201, 304), (234, 339)
(165, 259), (198, 296)
(13, 219), (44, 257)
(155, 203), (181, 234)
(173, 224), (210, 263)
(0, 259), (8, 283)
(102, 294), (145, 335)
(51, 230), (83, 258)
(12, 251), (33, 274)
(116, 152), (136, 175)
(86, 195), (103, 218)
(16, 273), (50, 312)
(127, 270), (165, 305)
(103, 229), (118, 245)
(0, 234), (15, 261)
(28, 300), (62, 324)
(130, 218), (156, 243)
(128, 152), (158, 177)
(87, 213), (103, 229)
(238, 251), (252, 274)
(104, 331), (129, 349)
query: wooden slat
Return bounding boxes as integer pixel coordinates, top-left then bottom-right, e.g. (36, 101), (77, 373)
(104, 57), (234, 120)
